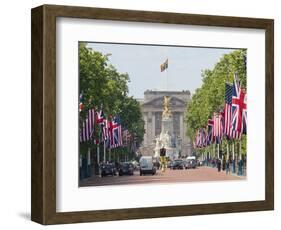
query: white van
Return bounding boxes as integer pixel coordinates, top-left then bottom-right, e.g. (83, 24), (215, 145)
(186, 156), (197, 169)
(139, 156), (156, 176)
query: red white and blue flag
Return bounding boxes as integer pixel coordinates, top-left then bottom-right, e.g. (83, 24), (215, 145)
(207, 118), (214, 144)
(195, 129), (202, 148)
(109, 116), (123, 149)
(231, 73), (247, 136)
(79, 108), (95, 142)
(101, 119), (109, 142)
(202, 128), (208, 147)
(96, 110), (105, 124)
(224, 83), (233, 139)
(213, 112), (224, 144)
(122, 129), (131, 146)
(79, 93), (85, 112)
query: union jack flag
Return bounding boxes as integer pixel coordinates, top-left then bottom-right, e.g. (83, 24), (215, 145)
(96, 110), (105, 124)
(231, 73), (247, 136)
(108, 116), (123, 149)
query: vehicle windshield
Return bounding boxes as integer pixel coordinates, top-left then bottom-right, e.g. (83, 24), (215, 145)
(121, 163), (131, 168)
(174, 160), (183, 163)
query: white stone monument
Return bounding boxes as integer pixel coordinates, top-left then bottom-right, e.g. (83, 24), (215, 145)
(154, 96), (180, 159)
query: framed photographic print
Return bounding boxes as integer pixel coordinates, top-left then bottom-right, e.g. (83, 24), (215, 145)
(31, 4), (274, 225)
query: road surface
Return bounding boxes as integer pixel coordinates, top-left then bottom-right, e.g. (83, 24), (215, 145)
(79, 166), (245, 187)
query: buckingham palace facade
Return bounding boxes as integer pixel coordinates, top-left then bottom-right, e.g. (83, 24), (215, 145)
(138, 90), (192, 157)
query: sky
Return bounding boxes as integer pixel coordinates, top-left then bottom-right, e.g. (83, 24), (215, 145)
(86, 42), (238, 99)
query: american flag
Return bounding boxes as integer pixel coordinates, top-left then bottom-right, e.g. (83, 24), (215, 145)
(109, 116), (123, 149)
(79, 108), (95, 142)
(224, 83), (233, 139)
(122, 129), (131, 146)
(231, 73), (247, 136)
(202, 128), (208, 147)
(101, 119), (109, 141)
(207, 118), (214, 144)
(195, 129), (202, 148)
(195, 128), (207, 148)
(213, 112), (224, 144)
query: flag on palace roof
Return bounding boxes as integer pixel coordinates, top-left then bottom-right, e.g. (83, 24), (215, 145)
(160, 58), (168, 72)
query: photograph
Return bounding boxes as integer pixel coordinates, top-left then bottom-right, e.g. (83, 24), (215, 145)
(78, 42), (247, 187)
(30, 4), (274, 224)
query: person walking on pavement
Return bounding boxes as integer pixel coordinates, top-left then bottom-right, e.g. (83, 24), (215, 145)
(217, 158), (221, 172)
(226, 159), (230, 174)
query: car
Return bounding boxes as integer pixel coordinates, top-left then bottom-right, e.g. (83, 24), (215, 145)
(131, 160), (140, 170)
(118, 162), (134, 176)
(182, 159), (188, 169)
(167, 161), (173, 169)
(186, 159), (197, 169)
(100, 163), (117, 177)
(139, 156), (156, 176)
(171, 159), (184, 170)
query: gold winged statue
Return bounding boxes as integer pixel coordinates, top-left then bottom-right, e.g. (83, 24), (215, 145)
(162, 96), (172, 118)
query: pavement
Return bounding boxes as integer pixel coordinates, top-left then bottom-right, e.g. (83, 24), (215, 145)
(79, 166), (245, 187)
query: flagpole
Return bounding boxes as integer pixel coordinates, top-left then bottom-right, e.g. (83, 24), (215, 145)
(113, 151), (116, 161)
(103, 140), (106, 162)
(97, 144), (100, 164)
(166, 60), (168, 91)
(226, 142), (229, 160)
(217, 144), (220, 159)
(232, 142), (235, 160)
(239, 139), (242, 160)
(87, 148), (91, 176)
(103, 143), (106, 162)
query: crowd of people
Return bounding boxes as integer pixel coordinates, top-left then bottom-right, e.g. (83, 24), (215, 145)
(203, 156), (246, 176)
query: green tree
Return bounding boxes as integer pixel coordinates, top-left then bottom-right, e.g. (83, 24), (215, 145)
(185, 50), (247, 155)
(79, 42), (144, 156)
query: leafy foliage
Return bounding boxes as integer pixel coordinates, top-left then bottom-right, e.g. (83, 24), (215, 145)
(79, 43), (144, 155)
(185, 49), (247, 155)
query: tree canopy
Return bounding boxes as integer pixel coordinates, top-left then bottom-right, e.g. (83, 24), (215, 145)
(79, 42), (144, 153)
(185, 49), (247, 153)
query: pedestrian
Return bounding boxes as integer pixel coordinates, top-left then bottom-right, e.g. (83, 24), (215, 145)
(222, 157), (226, 171)
(232, 158), (236, 174)
(226, 159), (230, 174)
(217, 159), (221, 172)
(238, 158), (243, 176)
